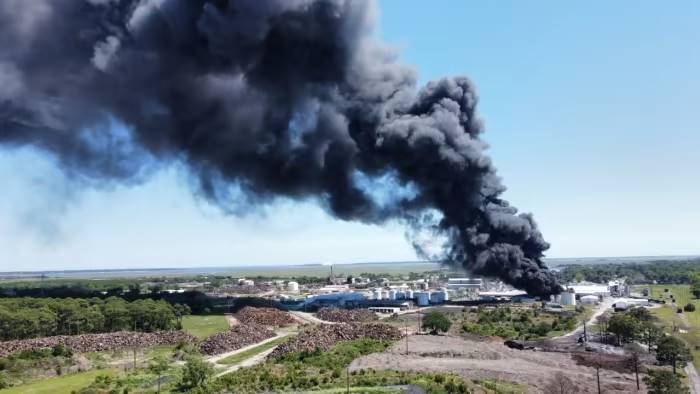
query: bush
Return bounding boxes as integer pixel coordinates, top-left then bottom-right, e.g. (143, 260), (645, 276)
(52, 344), (72, 357)
(677, 308), (683, 314)
(684, 303), (696, 312)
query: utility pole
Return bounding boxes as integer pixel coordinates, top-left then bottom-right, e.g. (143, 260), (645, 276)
(583, 321), (587, 342)
(632, 352), (639, 390)
(405, 321), (409, 354)
(595, 362), (601, 394)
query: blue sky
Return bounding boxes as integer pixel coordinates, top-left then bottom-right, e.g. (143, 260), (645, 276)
(1, 1), (699, 271)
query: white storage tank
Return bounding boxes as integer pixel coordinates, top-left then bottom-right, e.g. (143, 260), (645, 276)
(414, 292), (430, 306)
(388, 290), (397, 300)
(287, 281), (299, 292)
(580, 295), (598, 305)
(440, 288), (449, 301)
(560, 290), (576, 306)
(381, 290), (389, 300)
(406, 290), (414, 299)
(373, 289), (382, 300)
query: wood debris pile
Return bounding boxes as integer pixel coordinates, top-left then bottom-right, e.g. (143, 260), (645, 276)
(316, 308), (378, 323)
(199, 324), (276, 355)
(270, 322), (401, 358)
(0, 330), (197, 358)
(235, 307), (296, 327)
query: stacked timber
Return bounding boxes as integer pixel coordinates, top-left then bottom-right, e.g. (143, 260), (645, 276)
(0, 331), (197, 358)
(316, 308), (378, 323)
(235, 307), (296, 327)
(199, 324), (276, 355)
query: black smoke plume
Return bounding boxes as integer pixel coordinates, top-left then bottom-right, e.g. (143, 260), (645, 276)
(0, 0), (561, 296)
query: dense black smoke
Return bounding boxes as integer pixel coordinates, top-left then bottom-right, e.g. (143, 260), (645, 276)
(0, 0), (561, 296)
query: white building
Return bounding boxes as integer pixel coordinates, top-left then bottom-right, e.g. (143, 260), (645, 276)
(447, 278), (483, 290)
(580, 295), (599, 305)
(566, 284), (609, 297)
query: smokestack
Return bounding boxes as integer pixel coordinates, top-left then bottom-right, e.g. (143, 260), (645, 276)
(0, 0), (561, 296)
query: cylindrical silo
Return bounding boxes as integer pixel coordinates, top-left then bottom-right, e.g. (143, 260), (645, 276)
(415, 292), (429, 306)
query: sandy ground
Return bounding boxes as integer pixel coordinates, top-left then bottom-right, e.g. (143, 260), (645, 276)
(349, 334), (643, 394)
(224, 313), (239, 328)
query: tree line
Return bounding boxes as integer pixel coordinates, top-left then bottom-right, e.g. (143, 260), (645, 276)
(600, 307), (692, 375)
(0, 297), (191, 341)
(558, 259), (700, 285)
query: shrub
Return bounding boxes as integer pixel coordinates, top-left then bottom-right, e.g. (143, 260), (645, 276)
(0, 373), (10, 389)
(684, 303), (696, 312)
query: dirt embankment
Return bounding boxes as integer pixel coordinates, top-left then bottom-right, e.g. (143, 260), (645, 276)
(349, 334), (643, 394)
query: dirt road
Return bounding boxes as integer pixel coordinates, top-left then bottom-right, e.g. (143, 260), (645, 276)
(687, 364), (700, 394)
(214, 346), (277, 377)
(553, 297), (619, 340)
(350, 334), (642, 393)
(289, 311), (336, 325)
(206, 332), (287, 364)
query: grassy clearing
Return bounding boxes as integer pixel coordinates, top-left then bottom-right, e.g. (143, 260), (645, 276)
(646, 284), (700, 372)
(181, 315), (229, 339)
(0, 369), (116, 394)
(217, 335), (291, 365)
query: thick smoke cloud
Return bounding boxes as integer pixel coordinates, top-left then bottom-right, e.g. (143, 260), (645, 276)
(0, 0), (561, 296)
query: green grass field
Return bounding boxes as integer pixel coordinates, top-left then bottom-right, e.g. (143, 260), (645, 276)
(643, 284), (700, 372)
(181, 315), (229, 339)
(0, 369), (116, 394)
(217, 335), (291, 365)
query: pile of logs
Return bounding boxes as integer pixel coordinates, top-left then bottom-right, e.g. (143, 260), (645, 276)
(316, 308), (378, 323)
(0, 331), (197, 358)
(269, 322), (401, 358)
(235, 307), (296, 327)
(199, 324), (276, 355)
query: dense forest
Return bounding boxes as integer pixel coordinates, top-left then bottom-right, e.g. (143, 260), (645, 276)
(0, 297), (190, 341)
(557, 259), (700, 284)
